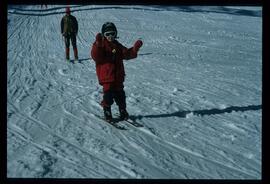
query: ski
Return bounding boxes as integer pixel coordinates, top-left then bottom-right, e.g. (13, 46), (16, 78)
(74, 59), (80, 64)
(93, 114), (127, 130)
(68, 59), (82, 64)
(124, 118), (144, 127)
(66, 59), (76, 64)
(115, 114), (144, 127)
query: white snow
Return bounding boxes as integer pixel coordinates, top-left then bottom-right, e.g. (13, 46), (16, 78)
(7, 5), (262, 179)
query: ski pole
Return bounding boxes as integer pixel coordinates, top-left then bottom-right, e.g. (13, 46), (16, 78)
(62, 34), (67, 61)
(62, 34), (64, 43)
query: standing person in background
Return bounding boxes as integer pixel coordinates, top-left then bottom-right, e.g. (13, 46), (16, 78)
(61, 7), (79, 62)
(91, 22), (143, 122)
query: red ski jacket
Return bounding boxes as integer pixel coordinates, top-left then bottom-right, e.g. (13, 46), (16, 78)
(91, 37), (138, 85)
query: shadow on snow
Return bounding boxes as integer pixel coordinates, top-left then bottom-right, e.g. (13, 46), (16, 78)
(131, 105), (262, 120)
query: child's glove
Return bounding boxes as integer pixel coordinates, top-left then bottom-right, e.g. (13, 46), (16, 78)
(133, 40), (143, 52)
(95, 33), (103, 47)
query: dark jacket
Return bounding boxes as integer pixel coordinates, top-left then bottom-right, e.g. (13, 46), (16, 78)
(61, 14), (78, 36)
(91, 38), (138, 85)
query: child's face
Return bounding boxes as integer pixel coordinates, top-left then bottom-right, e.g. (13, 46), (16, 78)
(104, 31), (116, 42)
(105, 36), (115, 42)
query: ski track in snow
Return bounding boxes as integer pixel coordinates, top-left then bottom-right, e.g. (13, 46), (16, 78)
(7, 5), (262, 179)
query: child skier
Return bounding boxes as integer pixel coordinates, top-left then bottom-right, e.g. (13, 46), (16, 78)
(91, 22), (143, 122)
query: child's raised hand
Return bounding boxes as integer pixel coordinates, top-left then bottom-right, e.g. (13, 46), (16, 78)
(96, 33), (102, 41)
(96, 33), (103, 46)
(133, 40), (143, 52)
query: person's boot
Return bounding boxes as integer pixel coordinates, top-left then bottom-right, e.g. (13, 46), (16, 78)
(66, 47), (70, 61)
(119, 108), (129, 120)
(74, 48), (78, 61)
(103, 106), (112, 122)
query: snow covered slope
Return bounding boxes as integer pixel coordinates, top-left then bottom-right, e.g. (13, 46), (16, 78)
(7, 5), (262, 179)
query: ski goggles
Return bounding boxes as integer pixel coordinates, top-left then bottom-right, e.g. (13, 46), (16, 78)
(104, 31), (116, 37)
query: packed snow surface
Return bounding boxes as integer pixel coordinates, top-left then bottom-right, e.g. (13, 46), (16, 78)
(7, 5), (262, 179)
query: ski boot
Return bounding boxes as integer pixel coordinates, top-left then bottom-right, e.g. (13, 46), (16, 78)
(119, 108), (129, 121)
(103, 106), (112, 122)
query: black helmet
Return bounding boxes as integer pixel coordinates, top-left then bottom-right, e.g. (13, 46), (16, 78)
(101, 22), (117, 37)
